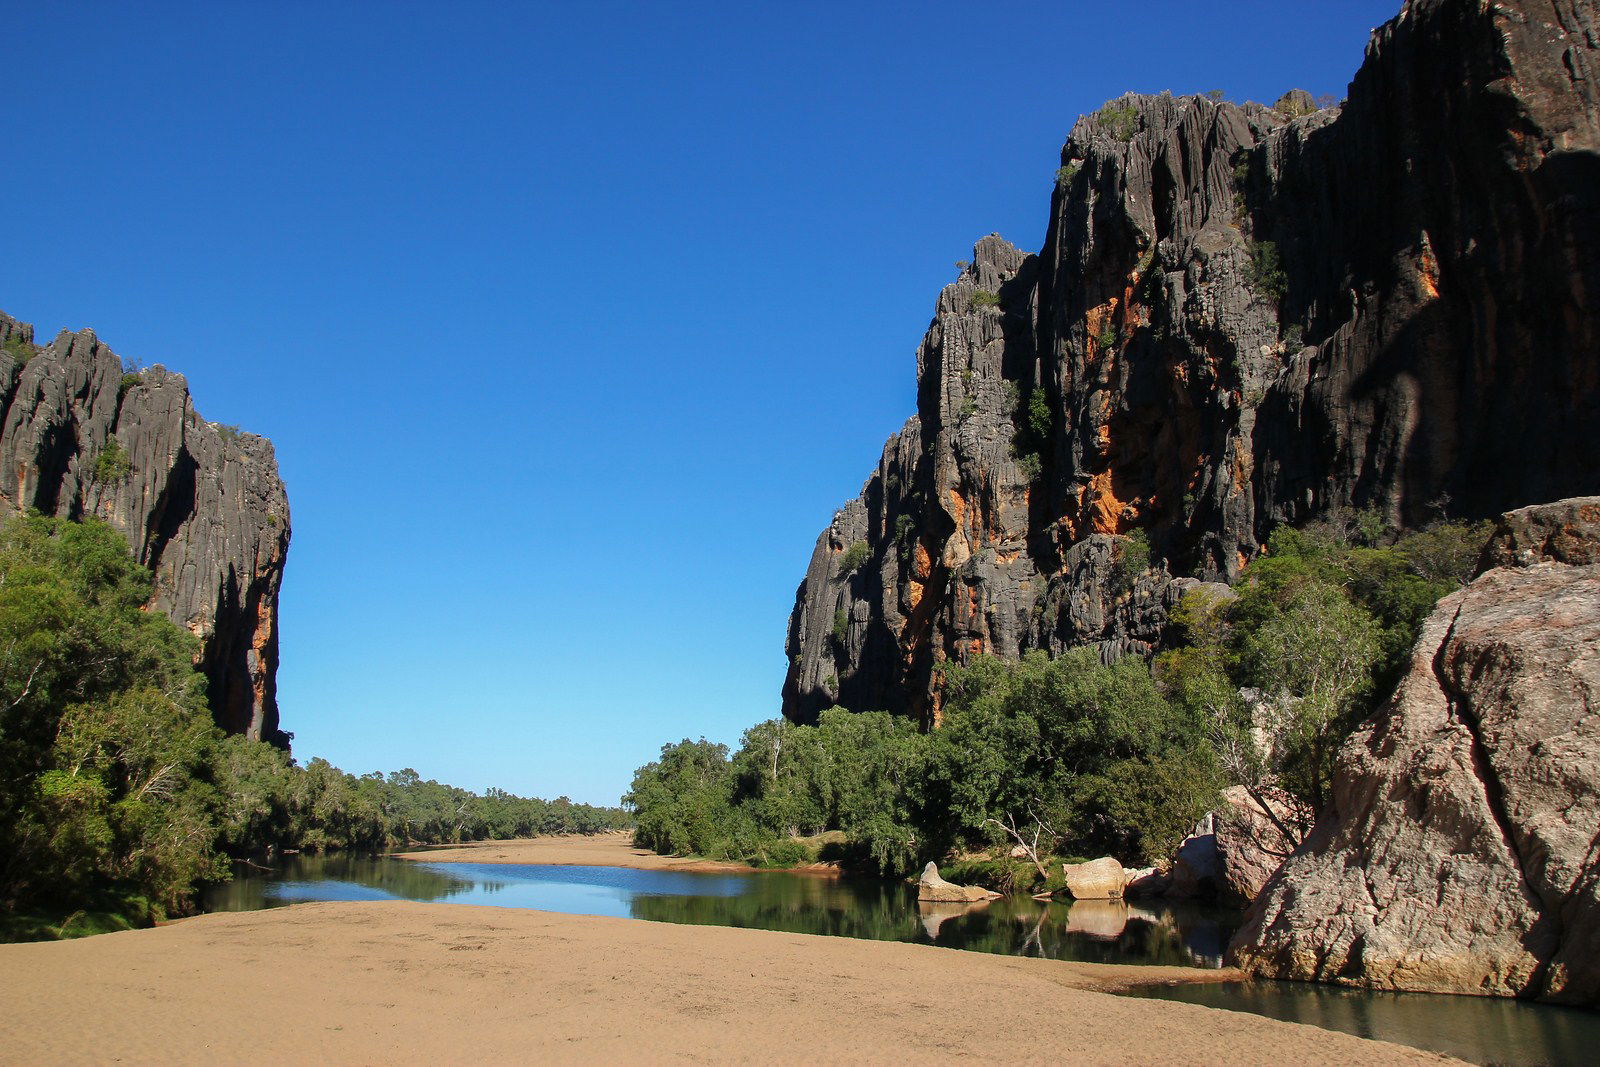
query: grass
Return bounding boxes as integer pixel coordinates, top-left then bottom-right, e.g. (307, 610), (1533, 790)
(939, 855), (1071, 896)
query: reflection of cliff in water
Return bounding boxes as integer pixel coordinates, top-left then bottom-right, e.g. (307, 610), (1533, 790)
(204, 855), (486, 911)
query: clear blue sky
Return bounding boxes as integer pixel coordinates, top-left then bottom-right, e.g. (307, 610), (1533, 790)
(3, 1), (1396, 804)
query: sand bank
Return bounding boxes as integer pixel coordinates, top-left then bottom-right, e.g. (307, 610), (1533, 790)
(393, 830), (820, 872)
(0, 900), (1457, 1065)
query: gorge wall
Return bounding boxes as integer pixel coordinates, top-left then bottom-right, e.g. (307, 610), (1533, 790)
(784, 0), (1600, 725)
(0, 311), (291, 745)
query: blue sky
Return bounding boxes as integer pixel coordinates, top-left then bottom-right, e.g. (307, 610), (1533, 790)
(3, 1), (1396, 804)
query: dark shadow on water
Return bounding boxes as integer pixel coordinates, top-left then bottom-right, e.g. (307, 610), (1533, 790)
(1130, 979), (1600, 1067)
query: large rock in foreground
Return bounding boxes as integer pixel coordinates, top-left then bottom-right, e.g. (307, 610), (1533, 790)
(0, 312), (291, 743)
(1229, 501), (1600, 1004)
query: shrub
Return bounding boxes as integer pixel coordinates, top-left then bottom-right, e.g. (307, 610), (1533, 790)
(118, 373), (143, 398)
(1283, 324), (1304, 350)
(837, 541), (870, 575)
(969, 289), (1000, 310)
(92, 437), (132, 484)
(1056, 162), (1082, 186)
(1246, 240), (1287, 302)
(1096, 320), (1117, 351)
(2, 334), (33, 366)
(1015, 453), (1042, 480)
(1112, 528), (1151, 596)
(1096, 102), (1140, 141)
(832, 608), (849, 645)
(215, 423), (241, 442)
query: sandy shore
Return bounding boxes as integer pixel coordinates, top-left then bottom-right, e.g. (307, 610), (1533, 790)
(0, 900), (1457, 1065)
(393, 830), (819, 872)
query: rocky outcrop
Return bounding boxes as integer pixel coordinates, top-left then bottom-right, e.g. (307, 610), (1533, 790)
(1168, 787), (1305, 907)
(1229, 499), (1600, 1005)
(917, 862), (1002, 903)
(0, 312), (291, 744)
(783, 0), (1600, 724)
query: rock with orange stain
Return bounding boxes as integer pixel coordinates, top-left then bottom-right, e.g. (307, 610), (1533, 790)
(784, 0), (1600, 727)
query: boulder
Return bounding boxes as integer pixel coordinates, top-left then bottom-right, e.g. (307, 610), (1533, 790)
(1230, 502), (1600, 1005)
(1212, 787), (1305, 908)
(916, 862), (1001, 903)
(1061, 857), (1125, 900)
(1123, 866), (1170, 899)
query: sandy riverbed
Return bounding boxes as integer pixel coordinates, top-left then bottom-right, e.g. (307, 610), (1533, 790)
(392, 830), (811, 872)
(0, 899), (1457, 1065)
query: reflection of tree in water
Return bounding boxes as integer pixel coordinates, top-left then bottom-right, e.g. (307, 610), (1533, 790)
(628, 874), (1238, 968)
(205, 856), (484, 910)
(629, 876), (922, 943)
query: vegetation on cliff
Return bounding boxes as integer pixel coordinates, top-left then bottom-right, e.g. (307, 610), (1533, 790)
(629, 513), (1487, 882)
(0, 514), (626, 940)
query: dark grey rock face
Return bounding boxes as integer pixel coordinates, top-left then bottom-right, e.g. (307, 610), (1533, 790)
(784, 0), (1600, 725)
(0, 312), (291, 744)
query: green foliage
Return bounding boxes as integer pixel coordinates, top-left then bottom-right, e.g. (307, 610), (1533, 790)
(1157, 516), (1492, 818)
(1015, 453), (1042, 480)
(892, 514), (916, 548)
(118, 373), (143, 398)
(1096, 102), (1140, 141)
(215, 423), (241, 442)
(969, 289), (1001, 310)
(92, 438), (132, 484)
(832, 608), (849, 645)
(1056, 161), (1082, 186)
(837, 541), (870, 575)
(0, 514), (628, 939)
(1112, 529), (1152, 597)
(1246, 240), (1287, 302)
(1204, 89), (1226, 103)
(925, 650), (1221, 866)
(1283, 323), (1304, 350)
(0, 515), (220, 922)
(1096, 320), (1117, 350)
(2, 334), (32, 366)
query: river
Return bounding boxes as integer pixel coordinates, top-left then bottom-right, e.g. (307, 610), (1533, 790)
(205, 854), (1597, 1065)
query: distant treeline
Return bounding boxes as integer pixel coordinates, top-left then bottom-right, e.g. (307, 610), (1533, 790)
(628, 512), (1488, 885)
(0, 514), (626, 938)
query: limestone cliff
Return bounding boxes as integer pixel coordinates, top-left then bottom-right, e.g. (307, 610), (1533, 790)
(0, 311), (291, 744)
(784, 0), (1600, 725)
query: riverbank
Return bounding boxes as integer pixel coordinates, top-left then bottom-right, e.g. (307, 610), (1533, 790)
(393, 830), (837, 874)
(0, 899), (1456, 1064)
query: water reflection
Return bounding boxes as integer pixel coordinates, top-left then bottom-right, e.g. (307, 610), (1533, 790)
(206, 857), (1235, 969)
(1136, 979), (1600, 1067)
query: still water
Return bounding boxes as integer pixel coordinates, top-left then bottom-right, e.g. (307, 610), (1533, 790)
(204, 854), (1235, 967)
(206, 855), (1598, 1065)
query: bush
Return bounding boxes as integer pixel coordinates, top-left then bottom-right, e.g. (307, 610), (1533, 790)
(837, 541), (870, 575)
(1246, 240), (1287, 302)
(1056, 162), (1082, 186)
(1096, 102), (1140, 141)
(92, 437), (132, 484)
(969, 289), (1000, 310)
(1112, 529), (1151, 596)
(3, 335), (34, 366)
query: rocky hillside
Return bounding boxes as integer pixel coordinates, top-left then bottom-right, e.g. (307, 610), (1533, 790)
(784, 0), (1600, 725)
(1229, 498), (1600, 1005)
(0, 311), (291, 744)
